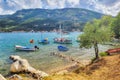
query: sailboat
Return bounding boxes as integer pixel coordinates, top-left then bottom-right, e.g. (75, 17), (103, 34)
(53, 25), (72, 44)
(38, 32), (49, 44)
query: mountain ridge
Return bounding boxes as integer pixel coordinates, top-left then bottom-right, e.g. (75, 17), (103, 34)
(0, 8), (103, 31)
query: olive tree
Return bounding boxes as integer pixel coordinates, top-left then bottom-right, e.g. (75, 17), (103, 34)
(112, 13), (120, 38)
(79, 19), (113, 59)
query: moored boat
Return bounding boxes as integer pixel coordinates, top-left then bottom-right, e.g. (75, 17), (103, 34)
(76, 37), (80, 42)
(54, 38), (72, 44)
(105, 48), (120, 55)
(53, 25), (72, 44)
(15, 45), (39, 51)
(38, 38), (49, 44)
(58, 45), (69, 51)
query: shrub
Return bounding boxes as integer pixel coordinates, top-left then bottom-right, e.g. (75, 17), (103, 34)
(99, 52), (108, 57)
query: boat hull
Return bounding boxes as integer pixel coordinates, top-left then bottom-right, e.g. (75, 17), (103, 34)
(54, 38), (72, 44)
(54, 41), (72, 44)
(15, 45), (36, 51)
(38, 40), (49, 44)
(58, 46), (69, 51)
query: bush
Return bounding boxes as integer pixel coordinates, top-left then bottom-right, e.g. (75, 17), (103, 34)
(99, 52), (108, 57)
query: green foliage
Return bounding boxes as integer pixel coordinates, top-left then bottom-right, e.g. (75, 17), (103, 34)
(79, 17), (113, 59)
(99, 52), (108, 57)
(22, 18), (43, 24)
(112, 13), (120, 38)
(0, 8), (103, 32)
(99, 15), (113, 27)
(80, 19), (112, 48)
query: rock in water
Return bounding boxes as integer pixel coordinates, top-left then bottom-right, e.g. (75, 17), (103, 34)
(0, 74), (6, 80)
(9, 55), (48, 78)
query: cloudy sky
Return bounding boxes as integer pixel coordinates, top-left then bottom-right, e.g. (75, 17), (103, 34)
(0, 0), (120, 16)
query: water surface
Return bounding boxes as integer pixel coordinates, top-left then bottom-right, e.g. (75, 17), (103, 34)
(0, 32), (110, 74)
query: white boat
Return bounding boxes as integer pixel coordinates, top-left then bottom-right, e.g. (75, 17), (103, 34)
(15, 45), (37, 51)
(53, 25), (72, 44)
(54, 37), (72, 44)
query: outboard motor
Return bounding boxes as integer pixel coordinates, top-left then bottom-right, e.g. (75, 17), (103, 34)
(34, 45), (39, 49)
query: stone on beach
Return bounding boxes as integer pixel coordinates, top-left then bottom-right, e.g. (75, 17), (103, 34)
(9, 55), (48, 78)
(9, 74), (23, 80)
(0, 74), (6, 80)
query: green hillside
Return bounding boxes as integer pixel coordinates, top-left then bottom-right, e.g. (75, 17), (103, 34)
(0, 8), (103, 32)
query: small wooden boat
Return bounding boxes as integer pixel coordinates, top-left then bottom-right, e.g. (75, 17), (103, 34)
(105, 48), (120, 55)
(58, 45), (69, 51)
(15, 45), (37, 51)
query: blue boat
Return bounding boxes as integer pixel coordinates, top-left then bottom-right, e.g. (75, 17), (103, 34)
(38, 39), (49, 44)
(57, 45), (69, 51)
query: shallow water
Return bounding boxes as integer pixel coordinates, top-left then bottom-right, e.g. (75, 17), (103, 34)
(0, 32), (111, 75)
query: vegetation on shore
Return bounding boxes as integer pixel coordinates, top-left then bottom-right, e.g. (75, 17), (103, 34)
(2, 53), (119, 80)
(0, 8), (120, 80)
(79, 12), (120, 60)
(79, 16), (113, 59)
(0, 8), (103, 32)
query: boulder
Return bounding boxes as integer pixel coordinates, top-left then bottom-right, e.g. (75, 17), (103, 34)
(10, 60), (22, 73)
(0, 74), (6, 80)
(9, 55), (48, 79)
(9, 74), (22, 80)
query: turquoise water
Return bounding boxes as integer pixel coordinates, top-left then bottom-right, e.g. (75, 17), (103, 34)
(0, 32), (110, 74)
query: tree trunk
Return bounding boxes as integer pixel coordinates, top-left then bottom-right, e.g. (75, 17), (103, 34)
(94, 42), (99, 59)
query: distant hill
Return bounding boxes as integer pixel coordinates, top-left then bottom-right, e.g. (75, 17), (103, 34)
(0, 8), (103, 32)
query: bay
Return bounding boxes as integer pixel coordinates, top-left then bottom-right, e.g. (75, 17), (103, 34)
(0, 32), (110, 75)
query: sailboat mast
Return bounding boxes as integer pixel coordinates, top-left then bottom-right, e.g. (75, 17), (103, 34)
(59, 24), (62, 38)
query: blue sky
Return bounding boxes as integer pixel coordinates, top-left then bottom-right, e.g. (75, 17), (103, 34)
(0, 0), (120, 16)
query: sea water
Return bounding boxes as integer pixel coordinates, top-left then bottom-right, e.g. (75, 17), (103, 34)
(0, 32), (110, 75)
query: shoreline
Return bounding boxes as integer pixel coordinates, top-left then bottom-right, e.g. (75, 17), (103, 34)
(0, 54), (92, 80)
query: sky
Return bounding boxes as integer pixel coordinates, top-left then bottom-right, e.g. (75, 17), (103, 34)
(0, 0), (120, 16)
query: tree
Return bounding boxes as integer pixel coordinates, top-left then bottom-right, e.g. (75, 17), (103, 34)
(112, 13), (120, 38)
(79, 18), (113, 59)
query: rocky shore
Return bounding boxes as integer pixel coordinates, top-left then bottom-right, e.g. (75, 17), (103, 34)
(0, 53), (90, 80)
(1, 55), (48, 80)
(0, 53), (120, 80)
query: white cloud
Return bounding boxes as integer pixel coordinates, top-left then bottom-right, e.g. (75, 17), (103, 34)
(68, 0), (80, 5)
(0, 0), (120, 16)
(87, 0), (120, 16)
(41, 0), (80, 9)
(0, 8), (3, 12)
(46, 0), (58, 8)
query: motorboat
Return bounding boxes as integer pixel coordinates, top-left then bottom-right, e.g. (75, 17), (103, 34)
(15, 45), (38, 51)
(57, 45), (69, 51)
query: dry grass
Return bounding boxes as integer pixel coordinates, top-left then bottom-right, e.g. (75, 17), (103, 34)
(43, 54), (120, 80)
(7, 54), (120, 80)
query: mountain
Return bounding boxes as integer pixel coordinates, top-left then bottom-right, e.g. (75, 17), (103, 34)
(0, 8), (103, 32)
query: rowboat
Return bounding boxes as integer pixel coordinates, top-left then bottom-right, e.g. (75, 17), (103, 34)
(106, 48), (120, 55)
(58, 45), (69, 51)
